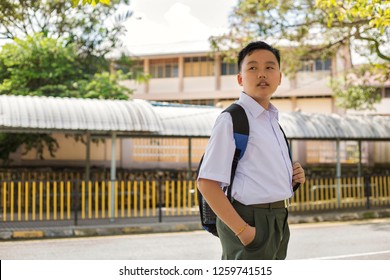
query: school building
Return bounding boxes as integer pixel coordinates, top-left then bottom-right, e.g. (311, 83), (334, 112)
(3, 42), (390, 174)
(1, 42), (390, 224)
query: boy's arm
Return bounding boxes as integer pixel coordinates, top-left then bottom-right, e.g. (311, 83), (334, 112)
(197, 178), (255, 246)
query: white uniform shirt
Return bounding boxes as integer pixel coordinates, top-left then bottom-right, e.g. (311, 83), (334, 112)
(198, 92), (293, 205)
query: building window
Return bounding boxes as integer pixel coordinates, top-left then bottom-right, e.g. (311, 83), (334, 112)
(128, 61), (144, 80)
(300, 60), (314, 72)
(183, 99), (216, 106)
(221, 62), (238, 75)
(112, 58), (144, 79)
(384, 87), (390, 98)
(150, 58), (179, 78)
(300, 59), (331, 72)
(184, 56), (214, 77)
(315, 59), (331, 71)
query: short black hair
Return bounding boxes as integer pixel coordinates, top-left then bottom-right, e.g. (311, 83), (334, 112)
(237, 41), (281, 72)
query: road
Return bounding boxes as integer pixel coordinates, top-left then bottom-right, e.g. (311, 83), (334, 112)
(1, 218), (390, 260)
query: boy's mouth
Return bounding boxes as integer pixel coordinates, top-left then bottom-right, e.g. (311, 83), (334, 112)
(257, 81), (269, 87)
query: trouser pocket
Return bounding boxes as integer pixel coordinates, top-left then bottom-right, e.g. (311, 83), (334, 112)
(217, 202), (289, 260)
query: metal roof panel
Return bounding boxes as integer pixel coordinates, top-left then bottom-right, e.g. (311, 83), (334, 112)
(1, 95), (389, 139)
(0, 95), (163, 133)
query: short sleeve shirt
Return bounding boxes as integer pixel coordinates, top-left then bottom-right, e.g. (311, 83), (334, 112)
(197, 92), (293, 205)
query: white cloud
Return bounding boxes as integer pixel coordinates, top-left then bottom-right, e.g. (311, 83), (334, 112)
(163, 2), (210, 41)
(121, 0), (237, 54)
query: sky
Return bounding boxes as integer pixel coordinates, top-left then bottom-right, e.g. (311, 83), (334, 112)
(117, 0), (373, 64)
(0, 0), (237, 55)
(120, 0), (238, 56)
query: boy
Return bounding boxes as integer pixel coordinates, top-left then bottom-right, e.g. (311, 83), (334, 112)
(197, 41), (305, 260)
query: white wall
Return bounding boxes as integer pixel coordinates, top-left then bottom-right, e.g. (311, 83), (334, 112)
(296, 98), (333, 113)
(119, 80), (144, 94)
(183, 77), (215, 92)
(271, 99), (293, 112)
(220, 75), (241, 91)
(149, 78), (179, 93)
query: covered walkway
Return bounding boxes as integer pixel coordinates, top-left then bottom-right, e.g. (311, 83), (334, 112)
(2, 94), (390, 140)
(1, 94), (390, 175)
(1, 95), (389, 224)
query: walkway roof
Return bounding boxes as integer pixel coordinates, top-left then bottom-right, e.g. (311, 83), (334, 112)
(0, 95), (163, 135)
(279, 112), (390, 140)
(1, 95), (390, 140)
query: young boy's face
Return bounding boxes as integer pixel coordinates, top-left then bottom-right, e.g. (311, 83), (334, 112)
(237, 49), (282, 109)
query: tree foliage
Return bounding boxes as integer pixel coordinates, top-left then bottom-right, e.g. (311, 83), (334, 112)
(0, 33), (82, 97)
(0, 133), (60, 165)
(0, 0), (131, 60)
(0, 33), (132, 99)
(316, 0), (389, 110)
(0, 0), (138, 164)
(72, 0), (111, 6)
(210, 0), (389, 110)
(315, 0), (389, 61)
(0, 33), (133, 163)
(331, 63), (386, 110)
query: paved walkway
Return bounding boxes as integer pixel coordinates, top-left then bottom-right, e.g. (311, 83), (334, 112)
(1, 208), (390, 240)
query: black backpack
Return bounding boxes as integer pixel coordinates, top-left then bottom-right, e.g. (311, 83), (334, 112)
(197, 103), (299, 237)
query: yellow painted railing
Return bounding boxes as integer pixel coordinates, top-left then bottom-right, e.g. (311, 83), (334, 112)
(1, 176), (389, 222)
(1, 180), (73, 222)
(290, 175), (390, 211)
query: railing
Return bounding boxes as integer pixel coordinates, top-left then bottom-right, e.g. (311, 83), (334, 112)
(1, 175), (389, 223)
(0, 179), (199, 223)
(290, 175), (390, 211)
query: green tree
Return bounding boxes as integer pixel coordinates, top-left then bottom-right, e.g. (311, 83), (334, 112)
(0, 33), (132, 99)
(210, 0), (389, 110)
(72, 0), (111, 6)
(316, 0), (389, 110)
(0, 33), (82, 97)
(0, 0), (140, 164)
(0, 34), (133, 163)
(0, 134), (60, 165)
(0, 0), (131, 73)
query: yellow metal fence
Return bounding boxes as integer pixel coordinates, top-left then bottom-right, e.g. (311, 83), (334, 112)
(290, 175), (390, 211)
(1, 175), (389, 222)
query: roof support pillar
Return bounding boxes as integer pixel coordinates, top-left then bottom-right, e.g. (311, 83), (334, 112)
(178, 56), (184, 93)
(187, 137), (192, 180)
(357, 140), (363, 192)
(85, 133), (91, 182)
(110, 132), (117, 222)
(214, 54), (221, 91)
(336, 139), (341, 207)
(358, 140), (362, 178)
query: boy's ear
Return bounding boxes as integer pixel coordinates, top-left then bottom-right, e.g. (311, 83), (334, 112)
(237, 73), (243, 86)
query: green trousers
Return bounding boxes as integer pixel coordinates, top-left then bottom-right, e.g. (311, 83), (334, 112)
(216, 201), (290, 260)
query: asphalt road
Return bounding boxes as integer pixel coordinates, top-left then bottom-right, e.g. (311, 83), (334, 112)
(1, 218), (390, 260)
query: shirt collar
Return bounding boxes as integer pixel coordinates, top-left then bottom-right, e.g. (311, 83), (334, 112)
(238, 91), (279, 120)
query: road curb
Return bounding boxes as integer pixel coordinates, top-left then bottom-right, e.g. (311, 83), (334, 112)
(289, 209), (390, 224)
(0, 222), (204, 241)
(12, 230), (44, 239)
(1, 209), (389, 241)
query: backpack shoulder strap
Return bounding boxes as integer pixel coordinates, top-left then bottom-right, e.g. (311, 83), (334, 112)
(223, 103), (249, 159)
(222, 103), (249, 201)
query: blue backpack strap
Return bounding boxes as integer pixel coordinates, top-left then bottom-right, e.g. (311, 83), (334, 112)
(224, 103), (249, 159)
(222, 103), (249, 201)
